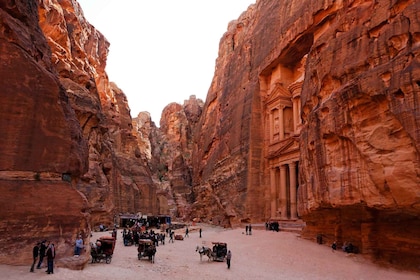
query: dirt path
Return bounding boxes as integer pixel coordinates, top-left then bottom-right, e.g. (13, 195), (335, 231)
(0, 224), (418, 279)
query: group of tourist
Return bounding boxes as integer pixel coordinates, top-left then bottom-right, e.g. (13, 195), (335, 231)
(331, 241), (358, 254)
(30, 240), (56, 274)
(123, 228), (165, 247)
(266, 221), (280, 232)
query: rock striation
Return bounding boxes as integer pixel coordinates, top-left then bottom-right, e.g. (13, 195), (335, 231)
(0, 0), (156, 269)
(1, 0), (419, 272)
(190, 0), (420, 270)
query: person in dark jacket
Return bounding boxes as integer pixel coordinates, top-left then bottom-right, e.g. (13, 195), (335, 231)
(46, 242), (55, 274)
(30, 242), (39, 272)
(36, 240), (47, 269)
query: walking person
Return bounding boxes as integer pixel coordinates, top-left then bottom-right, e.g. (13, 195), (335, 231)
(74, 234), (84, 256)
(30, 242), (40, 272)
(185, 227), (189, 238)
(199, 228), (202, 238)
(169, 230), (174, 243)
(226, 250), (232, 269)
(249, 224), (252, 235)
(46, 242), (55, 274)
(245, 225), (249, 235)
(36, 240), (47, 269)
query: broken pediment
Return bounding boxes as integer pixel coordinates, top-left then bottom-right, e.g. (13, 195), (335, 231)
(267, 137), (299, 159)
(266, 82), (292, 108)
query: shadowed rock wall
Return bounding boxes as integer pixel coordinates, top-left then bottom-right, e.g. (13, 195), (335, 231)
(0, 0), (89, 267)
(0, 0), (157, 269)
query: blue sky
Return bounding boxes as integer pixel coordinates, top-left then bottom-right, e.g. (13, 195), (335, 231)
(77, 0), (255, 124)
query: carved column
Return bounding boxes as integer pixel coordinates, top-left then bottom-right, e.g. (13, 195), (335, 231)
(280, 164), (287, 219)
(269, 112), (273, 142)
(289, 81), (303, 133)
(298, 98), (302, 125)
(289, 162), (297, 219)
(279, 106), (285, 140)
(292, 98), (298, 133)
(270, 168), (277, 218)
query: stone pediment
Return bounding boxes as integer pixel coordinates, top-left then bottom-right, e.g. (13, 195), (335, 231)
(266, 82), (292, 107)
(267, 137), (299, 159)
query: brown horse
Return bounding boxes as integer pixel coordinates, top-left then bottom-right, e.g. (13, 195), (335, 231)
(196, 246), (212, 262)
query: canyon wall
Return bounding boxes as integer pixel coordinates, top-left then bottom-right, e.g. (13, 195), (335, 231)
(0, 0), (156, 269)
(298, 0), (420, 270)
(191, 0), (420, 270)
(134, 96), (203, 220)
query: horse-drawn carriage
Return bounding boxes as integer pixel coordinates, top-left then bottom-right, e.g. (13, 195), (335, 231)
(137, 239), (156, 263)
(90, 236), (116, 264)
(211, 242), (227, 261)
(196, 242), (227, 262)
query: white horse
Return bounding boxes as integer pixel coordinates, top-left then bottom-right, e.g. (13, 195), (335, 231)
(196, 245), (213, 261)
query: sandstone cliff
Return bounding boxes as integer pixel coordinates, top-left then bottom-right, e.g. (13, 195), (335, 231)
(0, 0), (156, 269)
(134, 96), (203, 220)
(190, 0), (420, 270)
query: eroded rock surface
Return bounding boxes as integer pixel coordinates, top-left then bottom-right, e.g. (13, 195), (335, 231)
(190, 0), (420, 270)
(134, 96), (203, 219)
(0, 0), (156, 269)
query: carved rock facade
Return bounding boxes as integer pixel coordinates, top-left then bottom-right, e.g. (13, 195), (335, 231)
(191, 0), (420, 270)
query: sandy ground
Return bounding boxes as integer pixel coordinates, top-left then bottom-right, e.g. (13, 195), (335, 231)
(1, 224), (419, 280)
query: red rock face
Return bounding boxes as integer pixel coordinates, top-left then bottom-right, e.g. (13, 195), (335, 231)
(0, 0), (88, 267)
(298, 0), (420, 270)
(0, 0), (157, 269)
(38, 0), (158, 226)
(135, 96), (203, 219)
(191, 0), (420, 270)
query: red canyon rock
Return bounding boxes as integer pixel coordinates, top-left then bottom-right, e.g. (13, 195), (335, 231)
(134, 96), (203, 219)
(2, 0), (419, 272)
(190, 0), (420, 270)
(0, 0), (156, 269)
(0, 0), (88, 267)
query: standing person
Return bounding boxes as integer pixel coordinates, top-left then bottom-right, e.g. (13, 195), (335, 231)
(199, 228), (202, 238)
(185, 227), (189, 238)
(332, 241), (337, 252)
(112, 228), (117, 240)
(74, 234), (84, 256)
(249, 224), (252, 235)
(245, 225), (249, 235)
(46, 242), (55, 274)
(226, 250), (232, 269)
(36, 240), (47, 269)
(30, 242), (39, 272)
